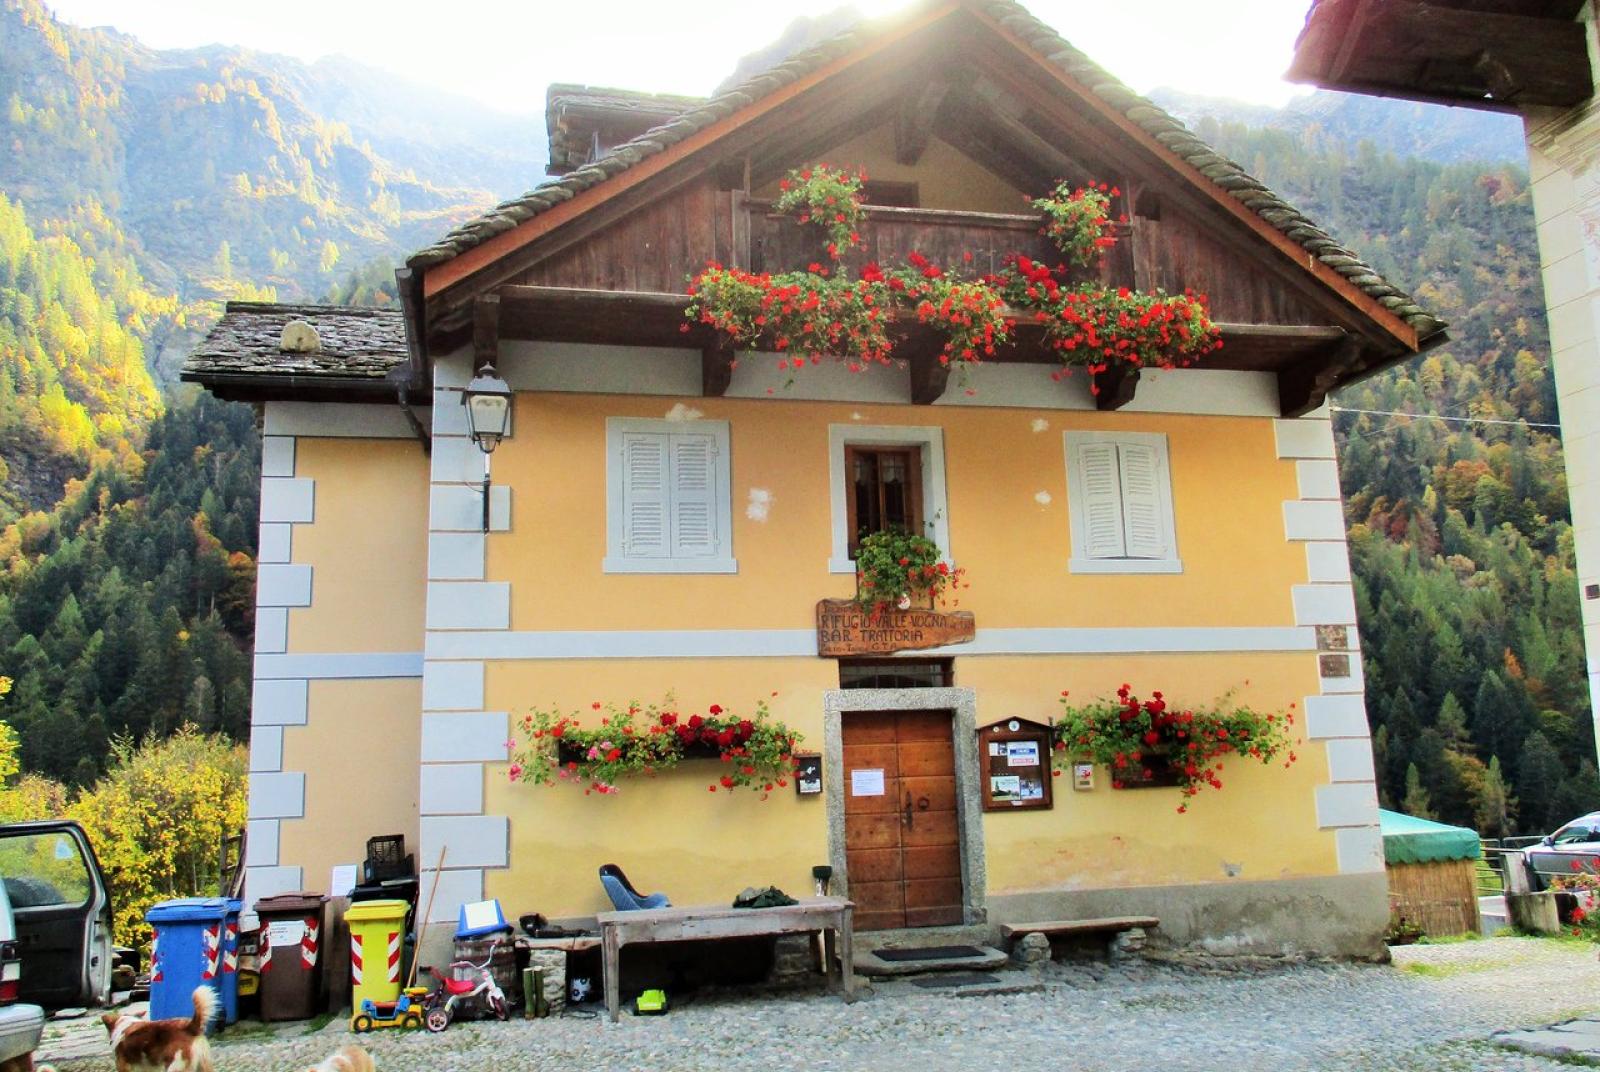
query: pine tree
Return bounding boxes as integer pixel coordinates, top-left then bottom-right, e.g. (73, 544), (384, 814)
(1402, 763), (1435, 819)
(1518, 731), (1565, 834)
(1472, 671), (1527, 776)
(1474, 756), (1516, 837)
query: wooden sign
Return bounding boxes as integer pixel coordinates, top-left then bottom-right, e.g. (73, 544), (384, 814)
(815, 599), (975, 657)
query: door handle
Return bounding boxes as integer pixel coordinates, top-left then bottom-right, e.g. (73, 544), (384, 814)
(918, 796), (930, 812)
(904, 791), (913, 830)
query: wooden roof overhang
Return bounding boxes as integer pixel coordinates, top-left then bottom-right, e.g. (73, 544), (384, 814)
(484, 283), (1355, 412)
(1287, 0), (1594, 112)
(412, 0), (1447, 417)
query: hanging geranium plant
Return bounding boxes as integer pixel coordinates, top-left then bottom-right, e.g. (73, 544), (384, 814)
(853, 529), (966, 614)
(1032, 180), (1118, 268)
(774, 164), (867, 259)
(1052, 684), (1299, 812)
(507, 696), (803, 798)
(684, 165), (1219, 389)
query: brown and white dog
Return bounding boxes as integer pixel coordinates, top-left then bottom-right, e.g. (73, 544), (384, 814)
(101, 985), (216, 1072)
(303, 1046), (375, 1072)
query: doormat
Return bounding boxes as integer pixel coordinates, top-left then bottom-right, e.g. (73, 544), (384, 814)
(873, 945), (986, 962)
(910, 972), (1000, 989)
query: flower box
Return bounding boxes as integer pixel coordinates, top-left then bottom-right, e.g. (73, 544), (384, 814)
(1109, 752), (1184, 790)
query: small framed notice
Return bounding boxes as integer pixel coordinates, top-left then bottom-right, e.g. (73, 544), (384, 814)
(977, 717), (1054, 812)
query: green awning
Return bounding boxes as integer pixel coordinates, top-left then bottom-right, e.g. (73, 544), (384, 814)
(1379, 809), (1482, 865)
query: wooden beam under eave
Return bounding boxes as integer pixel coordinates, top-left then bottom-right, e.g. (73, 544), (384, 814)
(473, 293), (500, 372)
(904, 331), (952, 404)
(1276, 334), (1365, 418)
(1091, 363), (1139, 411)
(702, 340), (736, 397)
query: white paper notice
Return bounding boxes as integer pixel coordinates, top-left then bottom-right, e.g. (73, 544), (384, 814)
(1006, 741), (1040, 767)
(266, 919), (306, 948)
(329, 864), (358, 897)
(850, 768), (886, 797)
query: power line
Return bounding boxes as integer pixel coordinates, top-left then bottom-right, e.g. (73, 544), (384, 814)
(1330, 405), (1562, 431)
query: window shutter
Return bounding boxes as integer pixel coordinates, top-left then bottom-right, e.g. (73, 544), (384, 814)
(1076, 442), (1126, 558)
(1118, 441), (1167, 559)
(668, 431), (719, 558)
(620, 432), (669, 557)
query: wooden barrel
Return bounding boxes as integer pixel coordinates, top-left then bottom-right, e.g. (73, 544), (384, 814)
(452, 934), (521, 1011)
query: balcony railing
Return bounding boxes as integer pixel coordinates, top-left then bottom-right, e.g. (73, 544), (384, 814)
(740, 196), (1131, 289)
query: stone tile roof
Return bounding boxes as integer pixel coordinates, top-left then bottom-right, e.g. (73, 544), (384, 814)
(407, 0), (1443, 341)
(183, 302), (409, 382)
(546, 84), (706, 174)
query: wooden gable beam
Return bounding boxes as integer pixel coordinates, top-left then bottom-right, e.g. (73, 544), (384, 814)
(895, 78), (952, 165)
(962, 10), (1422, 354)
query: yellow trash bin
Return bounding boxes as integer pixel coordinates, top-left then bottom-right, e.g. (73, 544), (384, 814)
(345, 900), (408, 1011)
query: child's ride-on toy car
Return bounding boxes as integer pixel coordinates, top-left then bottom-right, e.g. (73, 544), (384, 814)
(350, 987), (429, 1031)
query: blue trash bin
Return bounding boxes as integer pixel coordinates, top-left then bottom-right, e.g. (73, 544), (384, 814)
(146, 898), (233, 1028)
(220, 898), (242, 1024)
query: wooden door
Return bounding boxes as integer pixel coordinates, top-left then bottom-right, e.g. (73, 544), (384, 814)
(843, 710), (963, 930)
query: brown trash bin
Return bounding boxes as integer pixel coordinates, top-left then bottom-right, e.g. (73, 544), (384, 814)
(255, 892), (328, 1021)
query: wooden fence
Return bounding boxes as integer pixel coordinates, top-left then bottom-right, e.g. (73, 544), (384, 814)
(1388, 858), (1481, 937)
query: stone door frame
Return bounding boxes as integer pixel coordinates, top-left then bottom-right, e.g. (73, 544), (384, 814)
(823, 687), (987, 926)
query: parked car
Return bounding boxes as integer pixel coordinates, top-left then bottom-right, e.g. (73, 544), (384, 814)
(0, 873), (45, 1070)
(1523, 811), (1600, 891)
(0, 820), (113, 1009)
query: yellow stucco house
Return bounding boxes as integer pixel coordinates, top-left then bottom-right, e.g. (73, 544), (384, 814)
(185, 0), (1445, 958)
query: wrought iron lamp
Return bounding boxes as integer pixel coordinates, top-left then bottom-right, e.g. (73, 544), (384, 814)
(461, 363), (512, 530)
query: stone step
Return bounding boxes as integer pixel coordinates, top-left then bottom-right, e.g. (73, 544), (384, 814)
(853, 944), (1011, 977)
(854, 923), (1001, 949)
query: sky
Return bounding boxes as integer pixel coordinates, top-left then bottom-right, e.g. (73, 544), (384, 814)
(41, 0), (1314, 115)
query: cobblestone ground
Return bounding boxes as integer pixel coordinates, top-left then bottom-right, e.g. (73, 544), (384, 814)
(38, 937), (1600, 1072)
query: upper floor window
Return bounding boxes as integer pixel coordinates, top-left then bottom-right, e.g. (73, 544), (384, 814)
(828, 425), (949, 575)
(604, 418), (736, 574)
(1063, 431), (1181, 574)
(846, 444), (923, 555)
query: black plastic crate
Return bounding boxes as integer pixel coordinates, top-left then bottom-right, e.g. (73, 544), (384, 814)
(364, 834), (411, 882)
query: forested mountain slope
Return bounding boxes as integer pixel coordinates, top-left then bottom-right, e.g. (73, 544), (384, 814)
(1186, 103), (1591, 835)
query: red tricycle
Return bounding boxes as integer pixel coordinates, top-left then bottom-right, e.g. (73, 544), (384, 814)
(423, 940), (509, 1032)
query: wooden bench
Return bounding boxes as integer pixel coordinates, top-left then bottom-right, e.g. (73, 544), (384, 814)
(596, 896), (855, 1022)
(1001, 915), (1160, 943)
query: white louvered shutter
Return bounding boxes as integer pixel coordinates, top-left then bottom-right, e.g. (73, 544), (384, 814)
(1117, 441), (1167, 559)
(1076, 442), (1126, 558)
(621, 432), (670, 557)
(668, 431), (719, 558)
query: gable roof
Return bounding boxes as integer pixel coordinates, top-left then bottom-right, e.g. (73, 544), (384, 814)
(181, 302), (409, 401)
(546, 84), (706, 175)
(407, 0), (1443, 344)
